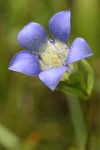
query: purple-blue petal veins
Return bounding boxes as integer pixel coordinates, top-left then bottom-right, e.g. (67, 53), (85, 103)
(39, 67), (67, 90)
(8, 50), (41, 76)
(18, 22), (48, 52)
(49, 10), (70, 43)
(67, 38), (93, 64)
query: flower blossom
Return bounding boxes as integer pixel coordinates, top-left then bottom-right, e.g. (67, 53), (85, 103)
(8, 10), (93, 90)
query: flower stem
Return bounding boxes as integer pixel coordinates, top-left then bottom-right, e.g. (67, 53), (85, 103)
(66, 95), (87, 150)
(0, 124), (19, 149)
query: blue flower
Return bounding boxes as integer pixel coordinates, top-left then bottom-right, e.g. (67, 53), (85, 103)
(8, 10), (93, 90)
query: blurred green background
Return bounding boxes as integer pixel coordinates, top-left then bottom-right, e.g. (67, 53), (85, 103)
(0, 0), (100, 149)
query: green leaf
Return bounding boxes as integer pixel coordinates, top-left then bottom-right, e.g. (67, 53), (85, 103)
(80, 59), (94, 96)
(58, 81), (88, 100)
(58, 59), (94, 100)
(69, 72), (86, 92)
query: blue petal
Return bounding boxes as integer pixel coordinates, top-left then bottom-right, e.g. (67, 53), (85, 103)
(39, 67), (67, 90)
(49, 10), (70, 43)
(8, 50), (41, 76)
(67, 38), (93, 64)
(18, 22), (48, 52)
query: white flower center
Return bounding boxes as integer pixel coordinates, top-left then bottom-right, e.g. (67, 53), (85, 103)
(39, 40), (69, 70)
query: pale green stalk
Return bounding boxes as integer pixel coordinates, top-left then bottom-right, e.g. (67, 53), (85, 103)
(0, 124), (19, 149)
(67, 96), (87, 150)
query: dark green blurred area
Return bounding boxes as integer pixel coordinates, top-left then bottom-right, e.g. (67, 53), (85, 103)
(0, 0), (100, 150)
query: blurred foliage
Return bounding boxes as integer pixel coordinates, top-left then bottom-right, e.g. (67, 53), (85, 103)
(0, 0), (100, 150)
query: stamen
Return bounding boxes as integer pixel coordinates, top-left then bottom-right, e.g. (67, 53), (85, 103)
(68, 66), (73, 73)
(32, 51), (39, 55)
(39, 40), (70, 71)
(65, 63), (73, 73)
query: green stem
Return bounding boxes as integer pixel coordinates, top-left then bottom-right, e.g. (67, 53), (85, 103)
(0, 124), (19, 149)
(85, 100), (92, 150)
(66, 95), (87, 150)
